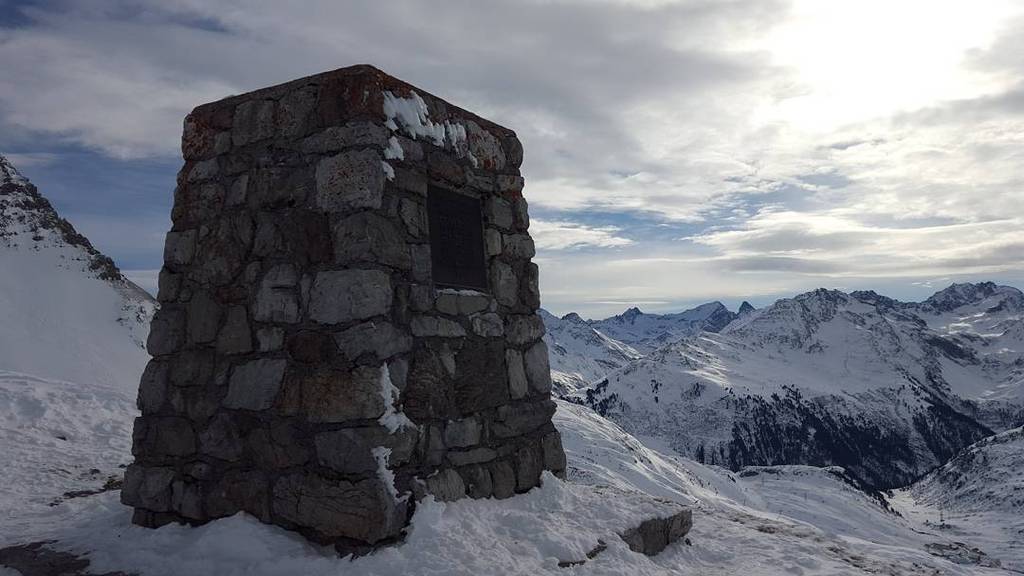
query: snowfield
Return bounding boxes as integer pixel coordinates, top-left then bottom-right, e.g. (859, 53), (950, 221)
(2, 399), (1018, 575)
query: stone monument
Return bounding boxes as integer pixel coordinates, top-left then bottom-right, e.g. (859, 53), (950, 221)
(122, 64), (566, 552)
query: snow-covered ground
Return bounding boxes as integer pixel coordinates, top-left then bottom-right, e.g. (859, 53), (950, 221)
(2, 399), (1016, 575)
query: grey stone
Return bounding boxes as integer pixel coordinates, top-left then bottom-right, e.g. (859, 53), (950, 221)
(503, 234), (536, 259)
(248, 421), (311, 469)
(411, 316), (466, 337)
(147, 308), (185, 356)
(514, 445), (543, 491)
(334, 320), (412, 362)
(157, 269), (181, 303)
(224, 358), (287, 411)
(389, 357), (409, 391)
(496, 174), (525, 194)
(283, 366), (385, 423)
(466, 121), (506, 171)
(254, 264), (300, 323)
(172, 479), (204, 520)
(410, 243), (432, 282)
(435, 291), (489, 316)
(217, 306), (252, 355)
(489, 461), (516, 499)
(257, 327), (284, 351)
(308, 269), (392, 324)
(492, 400), (557, 439)
(453, 339), (509, 414)
(315, 149), (384, 212)
(205, 470), (270, 521)
(512, 198), (530, 230)
(505, 314), (545, 346)
(137, 361), (168, 413)
(132, 416), (196, 457)
(213, 131), (232, 155)
(394, 166), (427, 195)
(199, 413), (244, 462)
(490, 260), (518, 307)
(227, 174), (249, 206)
(187, 158), (220, 183)
(164, 230), (197, 269)
(187, 290), (222, 344)
(434, 292), (460, 315)
(410, 284), (434, 312)
(396, 135), (423, 162)
(398, 198), (427, 238)
(315, 426), (418, 474)
(300, 122), (389, 154)
(272, 473), (405, 544)
(619, 510), (693, 556)
(166, 350), (214, 389)
(447, 447), (497, 467)
(278, 87), (317, 138)
(459, 465), (493, 499)
(425, 469), (465, 502)
(333, 212), (411, 269)
(503, 136), (524, 169)
(314, 429), (379, 474)
(522, 262), (541, 308)
(233, 99), (276, 146)
(506, 349), (528, 400)
(444, 417), (481, 448)
(523, 340), (552, 394)
(486, 197), (514, 230)
(485, 229), (502, 256)
(122, 465), (175, 512)
(248, 165), (313, 209)
(471, 312), (504, 337)
(541, 431), (568, 477)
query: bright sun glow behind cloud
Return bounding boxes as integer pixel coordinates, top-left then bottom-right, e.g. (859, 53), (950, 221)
(762, 0), (1019, 131)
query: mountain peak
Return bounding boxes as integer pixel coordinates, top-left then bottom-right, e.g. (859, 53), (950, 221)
(738, 301), (755, 315)
(620, 306), (644, 321)
(922, 281), (1015, 312)
(561, 312), (586, 324)
(0, 155), (28, 186)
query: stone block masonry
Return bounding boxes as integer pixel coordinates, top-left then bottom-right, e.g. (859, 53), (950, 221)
(122, 64), (567, 552)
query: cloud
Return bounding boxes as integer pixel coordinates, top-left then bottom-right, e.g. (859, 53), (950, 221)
(531, 219), (633, 250)
(2, 0), (1024, 316)
(690, 209), (1024, 278)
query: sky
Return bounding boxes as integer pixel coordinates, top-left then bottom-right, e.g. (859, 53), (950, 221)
(1, 0), (1023, 318)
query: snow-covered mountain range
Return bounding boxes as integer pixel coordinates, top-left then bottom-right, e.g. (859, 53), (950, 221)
(557, 285), (1024, 489)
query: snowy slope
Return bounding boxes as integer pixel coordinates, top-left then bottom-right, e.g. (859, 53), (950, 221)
(587, 302), (737, 354)
(0, 155), (155, 539)
(577, 286), (1024, 489)
(540, 309), (641, 395)
(891, 426), (1024, 571)
(0, 154), (154, 389)
(5, 400), (1014, 575)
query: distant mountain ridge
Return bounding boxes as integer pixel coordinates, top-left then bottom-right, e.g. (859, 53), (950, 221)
(547, 283), (1024, 489)
(541, 300), (747, 393)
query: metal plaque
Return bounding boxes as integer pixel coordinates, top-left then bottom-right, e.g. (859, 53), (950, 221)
(427, 186), (488, 291)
